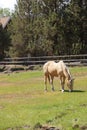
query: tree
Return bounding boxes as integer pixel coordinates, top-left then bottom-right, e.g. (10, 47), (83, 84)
(8, 0), (87, 57)
(0, 8), (11, 17)
(70, 0), (87, 54)
(9, 0), (66, 57)
(0, 24), (11, 59)
(8, 0), (34, 57)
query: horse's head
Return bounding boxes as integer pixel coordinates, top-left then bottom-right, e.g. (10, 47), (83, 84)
(67, 78), (74, 92)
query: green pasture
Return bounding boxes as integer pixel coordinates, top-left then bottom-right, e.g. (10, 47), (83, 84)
(0, 67), (87, 130)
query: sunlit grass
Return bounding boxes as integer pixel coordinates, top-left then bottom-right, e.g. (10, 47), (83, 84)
(0, 67), (87, 130)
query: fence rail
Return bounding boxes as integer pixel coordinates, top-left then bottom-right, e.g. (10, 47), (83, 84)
(0, 54), (87, 66)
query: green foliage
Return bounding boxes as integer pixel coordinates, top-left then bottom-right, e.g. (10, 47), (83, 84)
(0, 7), (12, 59)
(0, 25), (11, 59)
(0, 8), (11, 17)
(64, 0), (87, 54)
(8, 0), (87, 57)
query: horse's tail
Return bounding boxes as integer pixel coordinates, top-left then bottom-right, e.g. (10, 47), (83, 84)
(43, 62), (50, 74)
(43, 62), (51, 83)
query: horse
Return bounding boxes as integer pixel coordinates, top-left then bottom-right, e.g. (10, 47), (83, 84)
(43, 60), (74, 92)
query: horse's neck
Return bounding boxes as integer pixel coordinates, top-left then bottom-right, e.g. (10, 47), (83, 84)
(58, 61), (72, 80)
(66, 69), (72, 80)
(67, 73), (71, 80)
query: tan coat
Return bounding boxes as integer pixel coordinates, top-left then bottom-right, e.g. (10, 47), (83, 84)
(43, 60), (74, 92)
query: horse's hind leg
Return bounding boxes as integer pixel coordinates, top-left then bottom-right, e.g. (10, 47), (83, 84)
(47, 75), (50, 83)
(44, 75), (48, 91)
(50, 76), (55, 91)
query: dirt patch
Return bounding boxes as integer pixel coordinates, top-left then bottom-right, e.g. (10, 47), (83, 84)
(33, 123), (60, 130)
(72, 124), (87, 130)
(80, 103), (87, 107)
(80, 125), (87, 130)
(0, 82), (13, 87)
(0, 105), (4, 109)
(6, 125), (30, 130)
(0, 65), (42, 73)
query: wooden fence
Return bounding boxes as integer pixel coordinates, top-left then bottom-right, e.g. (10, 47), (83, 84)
(0, 54), (87, 66)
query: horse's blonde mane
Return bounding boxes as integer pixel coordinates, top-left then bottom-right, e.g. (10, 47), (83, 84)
(59, 60), (72, 80)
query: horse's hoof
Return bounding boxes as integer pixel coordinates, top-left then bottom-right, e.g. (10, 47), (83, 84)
(62, 89), (64, 92)
(44, 89), (48, 92)
(52, 88), (55, 91)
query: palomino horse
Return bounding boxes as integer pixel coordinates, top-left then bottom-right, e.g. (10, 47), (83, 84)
(43, 60), (74, 92)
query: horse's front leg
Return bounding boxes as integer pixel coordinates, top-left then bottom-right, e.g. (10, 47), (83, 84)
(60, 76), (65, 92)
(50, 76), (54, 91)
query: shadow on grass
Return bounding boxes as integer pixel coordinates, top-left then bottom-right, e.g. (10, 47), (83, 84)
(64, 90), (85, 93)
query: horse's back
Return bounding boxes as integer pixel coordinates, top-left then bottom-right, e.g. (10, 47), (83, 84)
(43, 61), (59, 77)
(43, 61), (56, 74)
(58, 60), (66, 68)
(43, 60), (68, 76)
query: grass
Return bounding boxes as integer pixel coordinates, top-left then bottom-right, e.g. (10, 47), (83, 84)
(0, 67), (87, 130)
